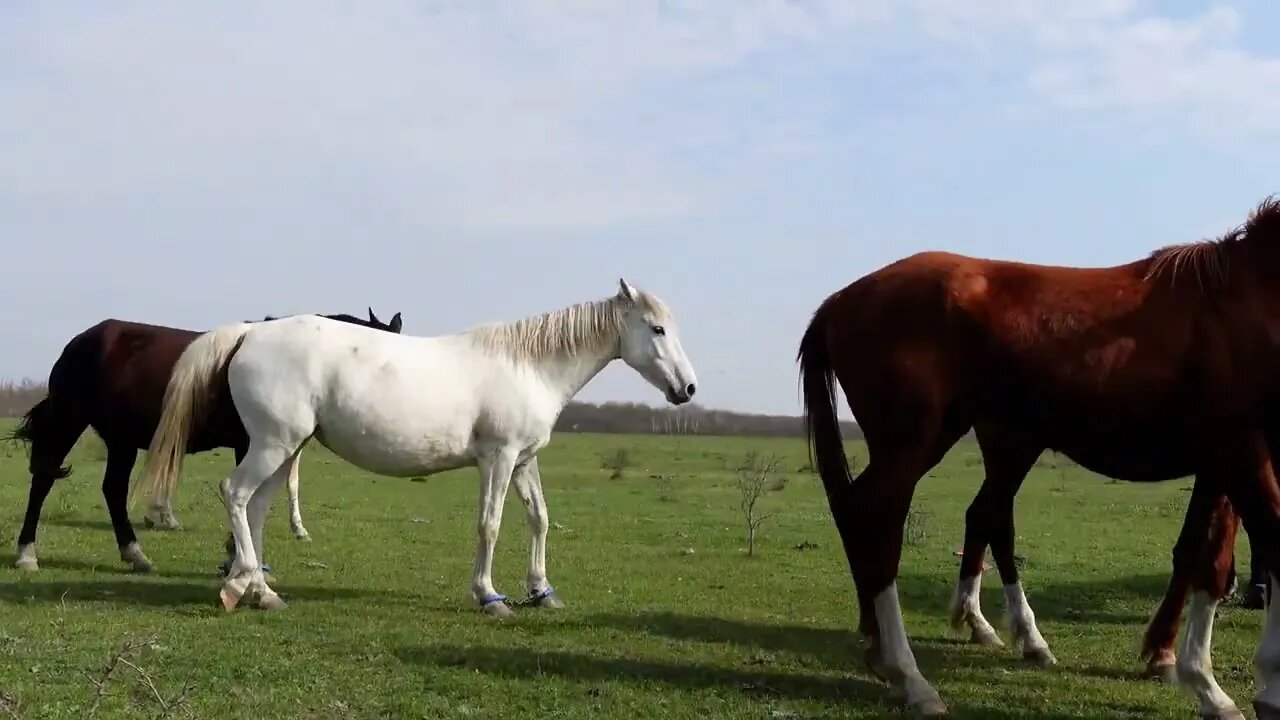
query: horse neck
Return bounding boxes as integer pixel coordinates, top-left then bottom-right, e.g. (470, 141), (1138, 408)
(526, 338), (619, 407)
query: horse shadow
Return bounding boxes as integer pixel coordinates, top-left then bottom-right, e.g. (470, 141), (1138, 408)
(890, 570), (1165, 627)
(394, 642), (1113, 720)
(0, 575), (417, 610)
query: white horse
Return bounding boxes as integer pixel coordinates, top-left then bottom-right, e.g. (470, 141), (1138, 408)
(130, 279), (697, 614)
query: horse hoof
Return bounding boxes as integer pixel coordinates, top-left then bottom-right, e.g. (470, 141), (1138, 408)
(1204, 707), (1246, 720)
(259, 593), (288, 612)
(295, 532), (312, 542)
(13, 557), (38, 572)
(481, 600), (514, 620)
(144, 517), (181, 531)
(129, 559), (154, 574)
(537, 593), (565, 609)
(1023, 647), (1057, 667)
(969, 627), (1004, 647)
(219, 587), (242, 612)
(1144, 662), (1177, 684)
(909, 698), (949, 718)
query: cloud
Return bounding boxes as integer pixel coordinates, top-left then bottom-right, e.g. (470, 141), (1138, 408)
(0, 0), (1276, 235)
(0, 1), (886, 233)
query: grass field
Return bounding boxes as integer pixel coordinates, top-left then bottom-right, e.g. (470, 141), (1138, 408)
(0, 423), (1265, 719)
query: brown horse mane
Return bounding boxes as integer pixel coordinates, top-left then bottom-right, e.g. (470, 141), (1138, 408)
(1144, 195), (1280, 292)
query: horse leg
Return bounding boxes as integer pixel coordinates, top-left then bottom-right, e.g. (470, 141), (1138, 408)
(1169, 484), (1243, 720)
(101, 445), (152, 573)
(833, 425), (963, 718)
(511, 457), (560, 608)
(948, 434), (1039, 652)
(471, 448), (519, 619)
(242, 453), (295, 611)
(1212, 448), (1280, 719)
(285, 449), (310, 541)
(143, 483), (184, 531)
(219, 442), (291, 612)
(14, 411), (87, 571)
(1243, 534), (1268, 609)
(1141, 479), (1222, 684)
(219, 445), (246, 578)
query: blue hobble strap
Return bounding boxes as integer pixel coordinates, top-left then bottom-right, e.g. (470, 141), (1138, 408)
(521, 586), (555, 605)
(261, 563), (272, 573)
(481, 593), (508, 606)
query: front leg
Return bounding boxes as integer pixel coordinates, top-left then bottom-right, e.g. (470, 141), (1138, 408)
(472, 448), (518, 619)
(512, 457), (562, 608)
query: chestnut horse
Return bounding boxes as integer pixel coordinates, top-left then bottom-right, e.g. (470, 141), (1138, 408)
(7, 309), (402, 575)
(798, 197), (1280, 719)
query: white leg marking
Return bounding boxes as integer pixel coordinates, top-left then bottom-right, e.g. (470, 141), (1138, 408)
(1003, 582), (1056, 665)
(119, 541), (153, 573)
(471, 449), (517, 614)
(1176, 590), (1240, 717)
(874, 582), (947, 715)
(1255, 577), (1280, 712)
(285, 452), (309, 540)
(512, 458), (554, 600)
(949, 572), (1002, 646)
(14, 542), (38, 571)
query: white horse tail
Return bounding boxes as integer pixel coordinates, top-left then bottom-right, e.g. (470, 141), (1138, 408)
(129, 323), (254, 512)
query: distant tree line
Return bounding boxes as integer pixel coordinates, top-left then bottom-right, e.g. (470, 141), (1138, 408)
(0, 379), (863, 439)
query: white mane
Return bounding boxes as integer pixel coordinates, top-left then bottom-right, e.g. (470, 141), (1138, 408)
(467, 297), (627, 362)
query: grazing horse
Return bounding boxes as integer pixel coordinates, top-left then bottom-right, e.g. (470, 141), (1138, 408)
(130, 280), (696, 615)
(7, 308), (402, 574)
(797, 197), (1280, 719)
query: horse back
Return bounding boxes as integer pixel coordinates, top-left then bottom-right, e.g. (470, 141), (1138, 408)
(55, 319), (245, 452)
(823, 251), (1229, 450)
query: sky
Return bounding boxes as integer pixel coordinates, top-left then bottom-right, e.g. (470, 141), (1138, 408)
(3, 0), (1280, 417)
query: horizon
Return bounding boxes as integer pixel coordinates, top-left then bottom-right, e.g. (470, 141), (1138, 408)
(4, 2), (1280, 417)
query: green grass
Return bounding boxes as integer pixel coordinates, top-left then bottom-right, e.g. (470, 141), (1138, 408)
(0, 424), (1263, 719)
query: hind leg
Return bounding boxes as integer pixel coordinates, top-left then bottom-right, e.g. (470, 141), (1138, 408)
(14, 414), (87, 571)
(948, 435), (1040, 652)
(220, 442), (298, 611)
(101, 445), (153, 573)
(832, 425), (965, 717)
(242, 452), (297, 611)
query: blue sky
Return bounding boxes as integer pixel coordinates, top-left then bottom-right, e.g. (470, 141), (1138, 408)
(3, 1), (1280, 416)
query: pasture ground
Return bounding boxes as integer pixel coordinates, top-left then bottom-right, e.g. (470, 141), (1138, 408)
(0, 424), (1264, 719)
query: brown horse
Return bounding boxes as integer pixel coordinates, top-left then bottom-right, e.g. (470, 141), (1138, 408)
(7, 309), (403, 575)
(797, 197), (1280, 719)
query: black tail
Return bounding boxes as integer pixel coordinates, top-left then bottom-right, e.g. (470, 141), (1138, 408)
(6, 397), (72, 479)
(798, 311), (854, 498)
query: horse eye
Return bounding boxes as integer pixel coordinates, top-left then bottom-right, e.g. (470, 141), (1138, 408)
(651, 325), (666, 336)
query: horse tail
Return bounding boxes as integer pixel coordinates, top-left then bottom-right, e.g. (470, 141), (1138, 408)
(129, 323), (253, 512)
(798, 308), (854, 498)
(5, 398), (72, 479)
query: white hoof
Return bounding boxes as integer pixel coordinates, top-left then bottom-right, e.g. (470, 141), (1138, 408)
(14, 545), (38, 571)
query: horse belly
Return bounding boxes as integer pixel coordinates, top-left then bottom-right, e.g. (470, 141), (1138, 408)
(314, 420), (474, 478)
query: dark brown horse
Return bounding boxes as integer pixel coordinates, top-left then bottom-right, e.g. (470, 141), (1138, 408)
(798, 197), (1280, 719)
(7, 309), (403, 575)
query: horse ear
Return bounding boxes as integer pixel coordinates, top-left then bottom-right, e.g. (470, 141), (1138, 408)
(389, 312), (403, 333)
(367, 306), (380, 324)
(618, 278), (638, 304)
